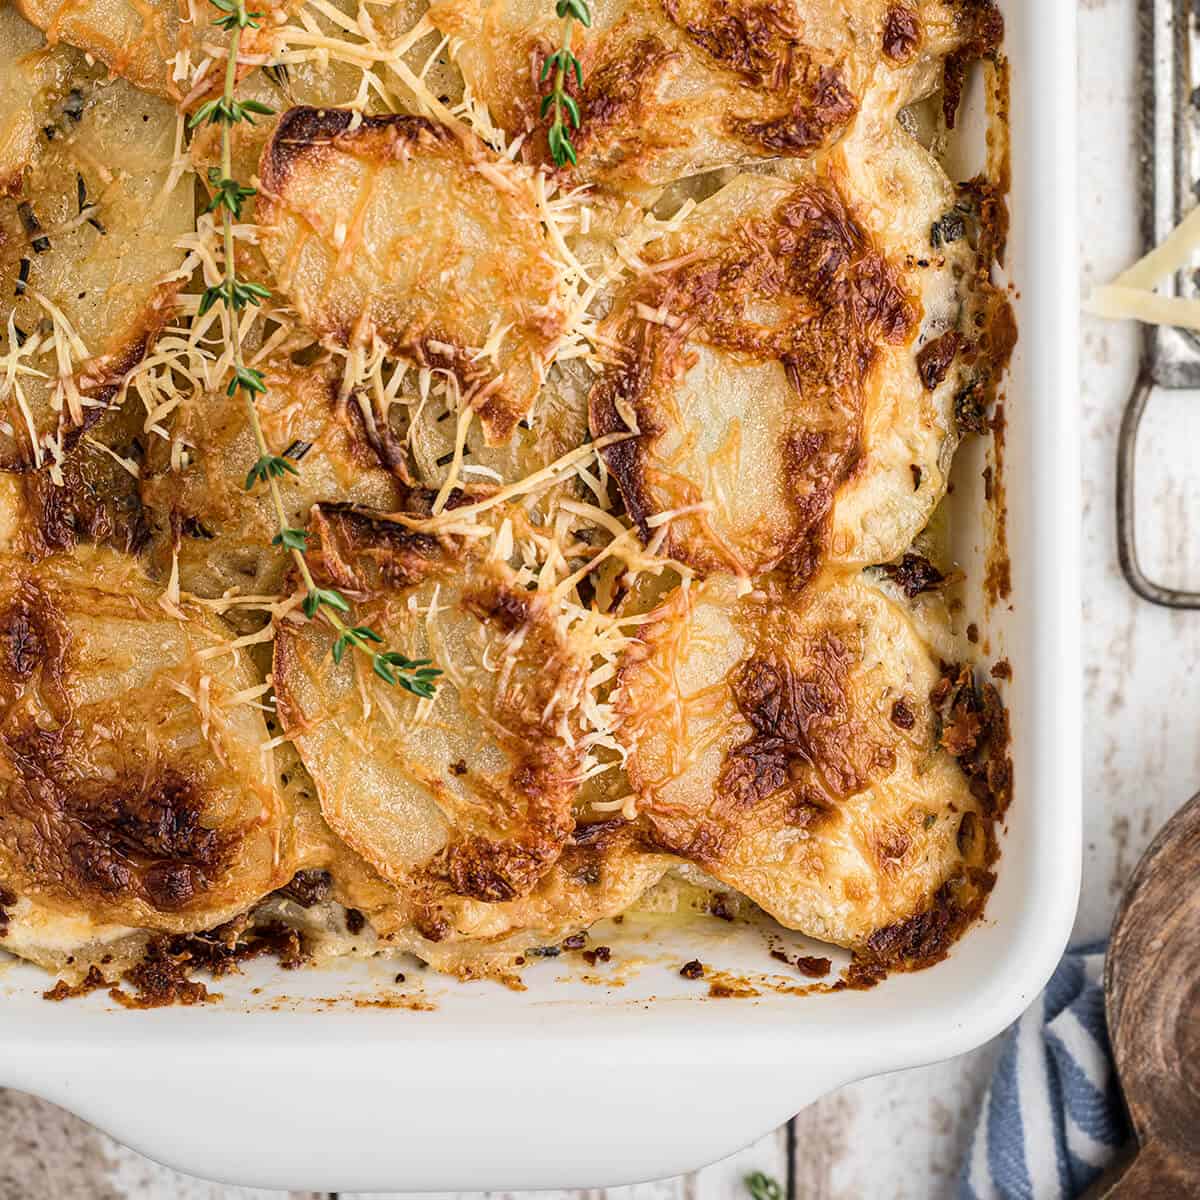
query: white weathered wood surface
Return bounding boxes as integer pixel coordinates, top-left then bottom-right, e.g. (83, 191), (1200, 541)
(0, 3), (1178, 1196)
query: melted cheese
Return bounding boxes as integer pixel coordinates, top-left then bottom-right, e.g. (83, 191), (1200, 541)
(0, 547), (293, 954)
(257, 107), (570, 446)
(614, 570), (996, 957)
(0, 0), (1011, 984)
(429, 0), (998, 187)
(0, 31), (193, 472)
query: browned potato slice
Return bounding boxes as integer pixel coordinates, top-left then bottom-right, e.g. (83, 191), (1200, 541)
(384, 829), (674, 971)
(0, 7), (60, 193)
(272, 736), (670, 971)
(428, 0), (1002, 187)
(0, 547), (292, 958)
(615, 570), (1005, 965)
(273, 505), (593, 938)
(189, 0), (463, 212)
(287, 792), (672, 970)
(0, 35), (192, 470)
(139, 359), (405, 606)
(590, 170), (917, 581)
(257, 107), (568, 446)
(818, 116), (1012, 566)
(12, 0), (286, 102)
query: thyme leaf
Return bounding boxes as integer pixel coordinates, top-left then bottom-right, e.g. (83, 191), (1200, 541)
(201, 0), (438, 698)
(745, 1174), (783, 1200)
(544, 0), (591, 167)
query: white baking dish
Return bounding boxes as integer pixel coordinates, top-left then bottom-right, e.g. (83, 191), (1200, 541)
(0, 1), (1079, 1189)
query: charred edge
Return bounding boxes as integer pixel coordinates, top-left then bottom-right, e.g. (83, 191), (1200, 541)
(22, 446), (151, 558)
(586, 330), (656, 540)
(306, 502), (445, 596)
(275, 868), (333, 908)
(43, 965), (109, 1002)
(882, 5), (922, 63)
(0, 284), (179, 473)
(336, 371), (416, 486)
(461, 581), (538, 634)
(861, 870), (995, 970)
(879, 552), (945, 598)
(260, 106), (452, 194)
(726, 66), (857, 155)
(942, 1), (1004, 129)
(930, 662), (1012, 816)
(107, 921), (308, 1008)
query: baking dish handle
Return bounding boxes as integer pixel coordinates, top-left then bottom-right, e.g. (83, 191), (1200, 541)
(4, 1049), (852, 1191)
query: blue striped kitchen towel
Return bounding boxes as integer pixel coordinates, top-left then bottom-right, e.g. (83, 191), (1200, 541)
(958, 943), (1131, 1200)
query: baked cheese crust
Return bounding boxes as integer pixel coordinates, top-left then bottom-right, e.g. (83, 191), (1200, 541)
(614, 571), (1000, 962)
(0, 548), (292, 957)
(0, 0), (1013, 990)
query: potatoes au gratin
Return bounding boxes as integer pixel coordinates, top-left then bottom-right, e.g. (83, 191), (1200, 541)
(0, 0), (1014, 1003)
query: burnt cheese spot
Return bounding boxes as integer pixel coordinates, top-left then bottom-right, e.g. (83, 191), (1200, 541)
(879, 552), (945, 598)
(592, 180), (916, 578)
(726, 66), (857, 155)
(882, 5), (922, 63)
(941, 4), (1004, 128)
(916, 330), (962, 391)
(1, 730), (233, 914)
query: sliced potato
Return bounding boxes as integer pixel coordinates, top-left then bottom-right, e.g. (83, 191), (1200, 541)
(0, 547), (293, 952)
(189, 0), (463, 214)
(590, 170), (918, 580)
(288, 787), (672, 971)
(139, 359), (405, 606)
(12, 0), (286, 102)
(822, 118), (1006, 566)
(273, 505), (592, 931)
(429, 0), (1002, 187)
(257, 107), (568, 446)
(615, 570), (1003, 964)
(0, 35), (192, 470)
(405, 358), (592, 494)
(0, 6), (60, 193)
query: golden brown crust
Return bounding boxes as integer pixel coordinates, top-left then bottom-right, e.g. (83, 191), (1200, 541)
(273, 505), (590, 916)
(257, 107), (567, 446)
(0, 0), (1014, 993)
(590, 175), (915, 580)
(0, 549), (292, 939)
(435, 0), (1004, 186)
(615, 572), (998, 960)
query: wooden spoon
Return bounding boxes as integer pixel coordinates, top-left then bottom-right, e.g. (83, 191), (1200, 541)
(1098, 790), (1200, 1196)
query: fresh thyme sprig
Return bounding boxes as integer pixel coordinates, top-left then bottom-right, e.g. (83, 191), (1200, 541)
(189, 0), (441, 701)
(541, 0), (591, 166)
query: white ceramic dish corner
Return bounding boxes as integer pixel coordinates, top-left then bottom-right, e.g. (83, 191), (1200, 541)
(0, 0), (1079, 1190)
